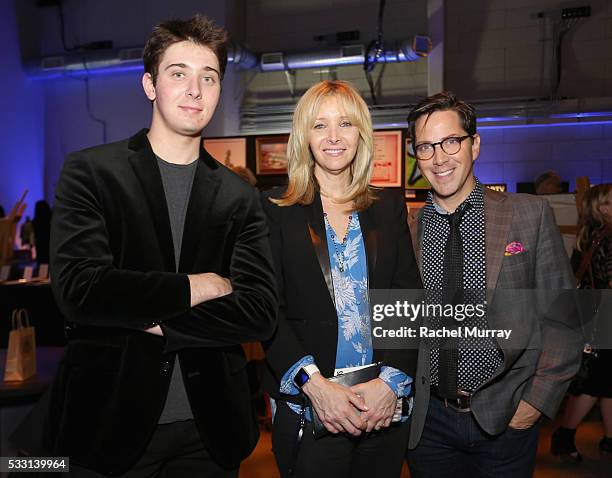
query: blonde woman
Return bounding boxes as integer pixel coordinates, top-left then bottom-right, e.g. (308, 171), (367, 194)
(262, 80), (421, 477)
(552, 184), (612, 461)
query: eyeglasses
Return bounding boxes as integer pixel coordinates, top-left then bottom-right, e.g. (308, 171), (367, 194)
(413, 135), (473, 160)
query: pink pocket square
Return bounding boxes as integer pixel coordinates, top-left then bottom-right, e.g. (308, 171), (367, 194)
(504, 241), (525, 256)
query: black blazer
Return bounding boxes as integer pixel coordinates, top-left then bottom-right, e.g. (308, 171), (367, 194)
(28, 130), (277, 475)
(261, 188), (422, 401)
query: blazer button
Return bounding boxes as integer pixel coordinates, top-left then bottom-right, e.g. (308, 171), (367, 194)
(421, 376), (426, 385)
(161, 361), (171, 373)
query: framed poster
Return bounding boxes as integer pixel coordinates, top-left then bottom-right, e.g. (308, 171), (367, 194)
(256, 135), (289, 175)
(370, 130), (402, 187)
(405, 138), (430, 189)
(203, 137), (247, 168)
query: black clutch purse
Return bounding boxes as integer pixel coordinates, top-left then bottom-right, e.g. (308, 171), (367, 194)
(309, 362), (382, 439)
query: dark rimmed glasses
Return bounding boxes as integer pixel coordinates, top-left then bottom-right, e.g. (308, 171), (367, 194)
(413, 135), (473, 160)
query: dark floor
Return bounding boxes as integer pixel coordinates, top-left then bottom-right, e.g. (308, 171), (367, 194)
(240, 415), (612, 478)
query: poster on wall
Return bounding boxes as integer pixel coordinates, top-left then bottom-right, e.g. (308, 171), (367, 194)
(405, 138), (430, 189)
(256, 135), (289, 175)
(203, 137), (247, 168)
(370, 130), (402, 187)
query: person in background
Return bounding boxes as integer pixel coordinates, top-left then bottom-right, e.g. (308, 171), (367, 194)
(20, 216), (33, 248)
(551, 183), (612, 461)
(535, 170), (563, 195)
(13, 14), (277, 477)
(32, 201), (51, 263)
(405, 91), (582, 478)
(262, 80), (422, 478)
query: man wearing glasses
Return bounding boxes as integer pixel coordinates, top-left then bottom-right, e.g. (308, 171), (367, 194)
(404, 91), (581, 477)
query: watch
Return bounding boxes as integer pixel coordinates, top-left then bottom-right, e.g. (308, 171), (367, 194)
(293, 364), (320, 388)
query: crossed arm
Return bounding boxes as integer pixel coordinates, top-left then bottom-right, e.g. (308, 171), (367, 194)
(51, 154), (277, 347)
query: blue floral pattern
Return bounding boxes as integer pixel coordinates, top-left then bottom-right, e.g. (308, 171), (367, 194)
(328, 215), (373, 368)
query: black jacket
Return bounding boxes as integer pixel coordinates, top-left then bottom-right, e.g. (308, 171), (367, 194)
(261, 188), (422, 401)
(31, 130), (277, 475)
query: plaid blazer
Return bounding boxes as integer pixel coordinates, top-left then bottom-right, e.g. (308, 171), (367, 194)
(407, 188), (582, 448)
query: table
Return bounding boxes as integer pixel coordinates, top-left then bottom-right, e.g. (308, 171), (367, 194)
(0, 347), (64, 465)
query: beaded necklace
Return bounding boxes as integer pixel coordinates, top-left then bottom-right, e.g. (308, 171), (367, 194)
(323, 213), (352, 273)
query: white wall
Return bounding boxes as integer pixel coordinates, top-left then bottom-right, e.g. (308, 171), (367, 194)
(243, 0), (612, 103)
(442, 0), (612, 190)
(475, 122), (612, 191)
(446, 0), (612, 100)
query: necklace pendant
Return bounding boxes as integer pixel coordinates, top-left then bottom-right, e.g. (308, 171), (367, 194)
(339, 266), (344, 273)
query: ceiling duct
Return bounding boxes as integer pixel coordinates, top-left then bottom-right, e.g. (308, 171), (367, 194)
(259, 36), (431, 72)
(24, 43), (258, 80)
(24, 36), (430, 79)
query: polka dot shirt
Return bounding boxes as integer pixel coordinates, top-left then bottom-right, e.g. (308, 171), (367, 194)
(421, 179), (503, 391)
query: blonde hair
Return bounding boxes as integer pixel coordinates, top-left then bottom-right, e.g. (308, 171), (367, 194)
(271, 80), (376, 210)
(577, 183), (612, 252)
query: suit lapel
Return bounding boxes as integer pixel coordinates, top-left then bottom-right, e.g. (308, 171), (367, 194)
(358, 207), (378, 288)
(305, 195), (380, 304)
(408, 209), (424, 272)
(127, 130), (176, 272)
(483, 189), (516, 377)
(485, 189), (513, 290)
(179, 147), (221, 273)
(306, 194), (335, 303)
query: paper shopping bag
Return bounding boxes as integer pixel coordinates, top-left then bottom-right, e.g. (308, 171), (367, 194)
(4, 309), (37, 382)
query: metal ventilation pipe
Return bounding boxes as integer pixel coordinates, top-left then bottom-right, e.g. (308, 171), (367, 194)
(259, 36), (431, 72)
(23, 36), (429, 79)
(24, 43), (258, 80)
(230, 43), (259, 70)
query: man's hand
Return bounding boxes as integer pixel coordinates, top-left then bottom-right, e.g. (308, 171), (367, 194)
(508, 400), (542, 430)
(188, 273), (232, 307)
(302, 373), (368, 436)
(350, 378), (397, 432)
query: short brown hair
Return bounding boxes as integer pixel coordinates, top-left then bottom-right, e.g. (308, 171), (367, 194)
(408, 91), (476, 144)
(534, 170), (562, 195)
(143, 14), (229, 84)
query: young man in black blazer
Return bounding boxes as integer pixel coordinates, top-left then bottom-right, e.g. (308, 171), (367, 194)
(15, 15), (277, 477)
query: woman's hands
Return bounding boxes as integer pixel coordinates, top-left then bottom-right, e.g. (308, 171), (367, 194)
(350, 378), (397, 433)
(302, 375), (398, 435)
(302, 373), (369, 435)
